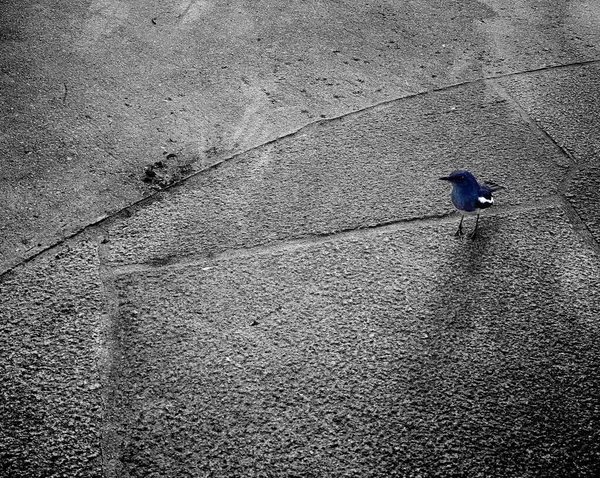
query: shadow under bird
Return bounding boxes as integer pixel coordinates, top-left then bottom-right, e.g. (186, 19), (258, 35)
(439, 170), (505, 238)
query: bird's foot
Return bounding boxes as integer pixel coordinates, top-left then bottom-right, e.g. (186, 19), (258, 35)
(455, 215), (465, 237)
(467, 228), (478, 240)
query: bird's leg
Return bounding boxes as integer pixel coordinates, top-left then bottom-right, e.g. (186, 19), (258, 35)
(468, 214), (480, 239)
(455, 215), (464, 236)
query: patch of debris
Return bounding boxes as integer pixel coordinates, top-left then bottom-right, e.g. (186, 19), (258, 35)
(143, 159), (171, 188)
(142, 152), (196, 189)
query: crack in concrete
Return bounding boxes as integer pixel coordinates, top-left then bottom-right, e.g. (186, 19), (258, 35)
(486, 79), (576, 166)
(2, 58), (599, 279)
(4, 59), (598, 476)
(488, 78), (600, 256)
(110, 199), (562, 276)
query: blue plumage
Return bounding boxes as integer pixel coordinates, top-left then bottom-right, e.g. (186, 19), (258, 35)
(439, 170), (504, 237)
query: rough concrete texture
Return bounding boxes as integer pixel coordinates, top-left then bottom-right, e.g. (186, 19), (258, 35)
(0, 238), (105, 477)
(103, 80), (569, 268)
(106, 207), (600, 477)
(498, 63), (600, 242)
(2, 1), (600, 477)
(2, 0), (600, 271)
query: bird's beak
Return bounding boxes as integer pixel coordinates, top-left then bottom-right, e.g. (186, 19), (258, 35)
(439, 176), (451, 181)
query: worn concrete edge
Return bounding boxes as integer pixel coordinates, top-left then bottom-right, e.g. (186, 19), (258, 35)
(2, 57), (600, 279)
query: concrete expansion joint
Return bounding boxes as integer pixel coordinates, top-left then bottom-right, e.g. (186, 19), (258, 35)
(485, 73), (600, 255)
(2, 58), (600, 280)
(111, 198), (563, 276)
(556, 195), (600, 256)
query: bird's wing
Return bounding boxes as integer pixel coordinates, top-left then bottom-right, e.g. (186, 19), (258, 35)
(475, 184), (498, 209)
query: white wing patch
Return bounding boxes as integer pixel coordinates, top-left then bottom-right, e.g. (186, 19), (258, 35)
(477, 196), (494, 205)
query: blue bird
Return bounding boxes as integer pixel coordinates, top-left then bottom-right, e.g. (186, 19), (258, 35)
(439, 170), (504, 237)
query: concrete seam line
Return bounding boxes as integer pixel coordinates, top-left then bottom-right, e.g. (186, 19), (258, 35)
(110, 199), (563, 277)
(2, 59), (599, 279)
(487, 78), (600, 255)
(486, 79), (578, 165)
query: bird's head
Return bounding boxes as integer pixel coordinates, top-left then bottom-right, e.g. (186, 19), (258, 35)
(439, 170), (478, 189)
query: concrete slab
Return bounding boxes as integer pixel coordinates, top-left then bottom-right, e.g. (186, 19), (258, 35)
(2, 0), (599, 271)
(498, 63), (600, 241)
(103, 80), (570, 268)
(105, 206), (600, 477)
(0, 238), (105, 477)
(2, 2), (600, 477)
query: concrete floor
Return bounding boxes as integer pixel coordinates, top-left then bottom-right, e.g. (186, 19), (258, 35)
(1, 1), (600, 477)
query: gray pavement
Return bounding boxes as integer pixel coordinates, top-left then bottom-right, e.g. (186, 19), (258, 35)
(2, 0), (600, 272)
(2, 1), (600, 477)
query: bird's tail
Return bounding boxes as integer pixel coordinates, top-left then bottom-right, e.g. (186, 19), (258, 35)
(482, 181), (505, 192)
